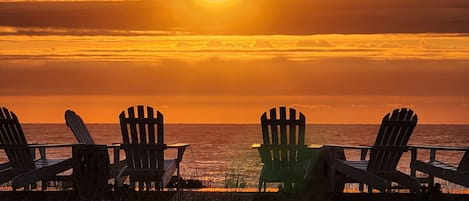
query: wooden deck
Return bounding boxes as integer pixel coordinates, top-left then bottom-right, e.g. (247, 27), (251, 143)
(0, 191), (467, 201)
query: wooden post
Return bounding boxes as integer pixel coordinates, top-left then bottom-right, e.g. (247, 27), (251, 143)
(114, 145), (120, 188)
(73, 144), (110, 199)
(430, 149), (436, 162)
(429, 148), (436, 185)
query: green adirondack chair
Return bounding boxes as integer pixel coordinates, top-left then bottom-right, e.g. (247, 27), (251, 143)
(252, 107), (313, 192)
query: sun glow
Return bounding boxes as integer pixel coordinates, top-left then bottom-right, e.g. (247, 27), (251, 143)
(194, 0), (240, 9)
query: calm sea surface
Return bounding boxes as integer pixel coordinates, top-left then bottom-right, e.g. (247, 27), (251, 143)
(2, 124), (468, 190)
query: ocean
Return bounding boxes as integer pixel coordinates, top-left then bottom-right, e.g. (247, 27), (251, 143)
(1, 124), (468, 191)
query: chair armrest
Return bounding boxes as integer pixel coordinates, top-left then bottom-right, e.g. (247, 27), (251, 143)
(27, 143), (75, 148)
(108, 143), (121, 148)
(0, 143), (75, 160)
(29, 143), (75, 160)
(324, 144), (372, 150)
(167, 143), (190, 148)
(0, 162), (12, 171)
(308, 144), (323, 149)
(410, 145), (468, 163)
(410, 145), (469, 152)
(167, 143), (189, 162)
(251, 144), (262, 149)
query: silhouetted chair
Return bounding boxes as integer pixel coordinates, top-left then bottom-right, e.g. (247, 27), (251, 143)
(117, 105), (188, 191)
(252, 107), (314, 192)
(327, 108), (421, 193)
(0, 106), (73, 190)
(65, 109), (125, 182)
(411, 145), (469, 187)
(65, 110), (95, 144)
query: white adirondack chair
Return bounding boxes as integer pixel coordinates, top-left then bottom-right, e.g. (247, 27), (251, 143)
(65, 110), (95, 144)
(0, 107), (73, 190)
(252, 107), (318, 193)
(117, 105), (189, 191)
(327, 108), (421, 193)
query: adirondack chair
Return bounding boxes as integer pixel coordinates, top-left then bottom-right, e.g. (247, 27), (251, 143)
(117, 105), (188, 191)
(64, 109), (126, 183)
(0, 107), (73, 190)
(65, 109), (95, 144)
(410, 145), (469, 187)
(251, 107), (313, 192)
(327, 108), (421, 193)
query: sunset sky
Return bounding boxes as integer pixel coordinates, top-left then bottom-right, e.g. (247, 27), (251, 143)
(1, 0), (468, 124)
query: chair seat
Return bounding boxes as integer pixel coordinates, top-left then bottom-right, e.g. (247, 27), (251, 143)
(428, 160), (457, 172)
(34, 158), (70, 168)
(123, 159), (177, 188)
(343, 160), (369, 171)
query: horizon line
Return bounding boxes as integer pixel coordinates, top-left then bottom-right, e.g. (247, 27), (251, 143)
(21, 122), (469, 125)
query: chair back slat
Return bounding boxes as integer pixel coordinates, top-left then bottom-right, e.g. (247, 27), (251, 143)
(0, 107), (35, 170)
(65, 110), (95, 144)
(119, 105), (165, 171)
(297, 113), (306, 162)
(279, 108), (288, 169)
(368, 108), (417, 172)
(260, 107), (307, 171)
(288, 108), (297, 169)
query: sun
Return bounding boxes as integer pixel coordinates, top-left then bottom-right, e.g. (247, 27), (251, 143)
(201, 0), (233, 4)
(194, 0), (240, 9)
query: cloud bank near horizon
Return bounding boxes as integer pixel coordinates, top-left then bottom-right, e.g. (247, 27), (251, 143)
(2, 58), (469, 97)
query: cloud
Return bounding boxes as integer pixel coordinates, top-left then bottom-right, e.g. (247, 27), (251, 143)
(385, 104), (415, 108)
(0, 26), (185, 36)
(253, 40), (272, 49)
(206, 39), (234, 48)
(351, 104), (369, 108)
(296, 40), (334, 48)
(175, 41), (198, 48)
(1, 1), (468, 34)
(1, 58), (469, 97)
(378, 43), (402, 48)
(290, 104), (331, 109)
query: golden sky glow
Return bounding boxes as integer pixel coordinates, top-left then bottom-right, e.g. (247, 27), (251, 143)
(1, 33), (468, 124)
(0, 1), (468, 124)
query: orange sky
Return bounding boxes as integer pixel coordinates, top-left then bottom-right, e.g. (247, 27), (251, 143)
(0, 1), (468, 124)
(1, 0), (469, 34)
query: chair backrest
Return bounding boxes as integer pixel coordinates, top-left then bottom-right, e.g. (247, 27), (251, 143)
(0, 107), (35, 170)
(260, 107), (306, 171)
(65, 110), (95, 144)
(457, 150), (469, 172)
(367, 108), (418, 172)
(119, 105), (165, 171)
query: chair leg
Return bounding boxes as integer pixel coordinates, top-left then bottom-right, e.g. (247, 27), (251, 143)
(258, 176), (263, 192)
(41, 180), (47, 191)
(177, 163), (181, 191)
(429, 174), (434, 186)
(258, 181), (261, 192)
